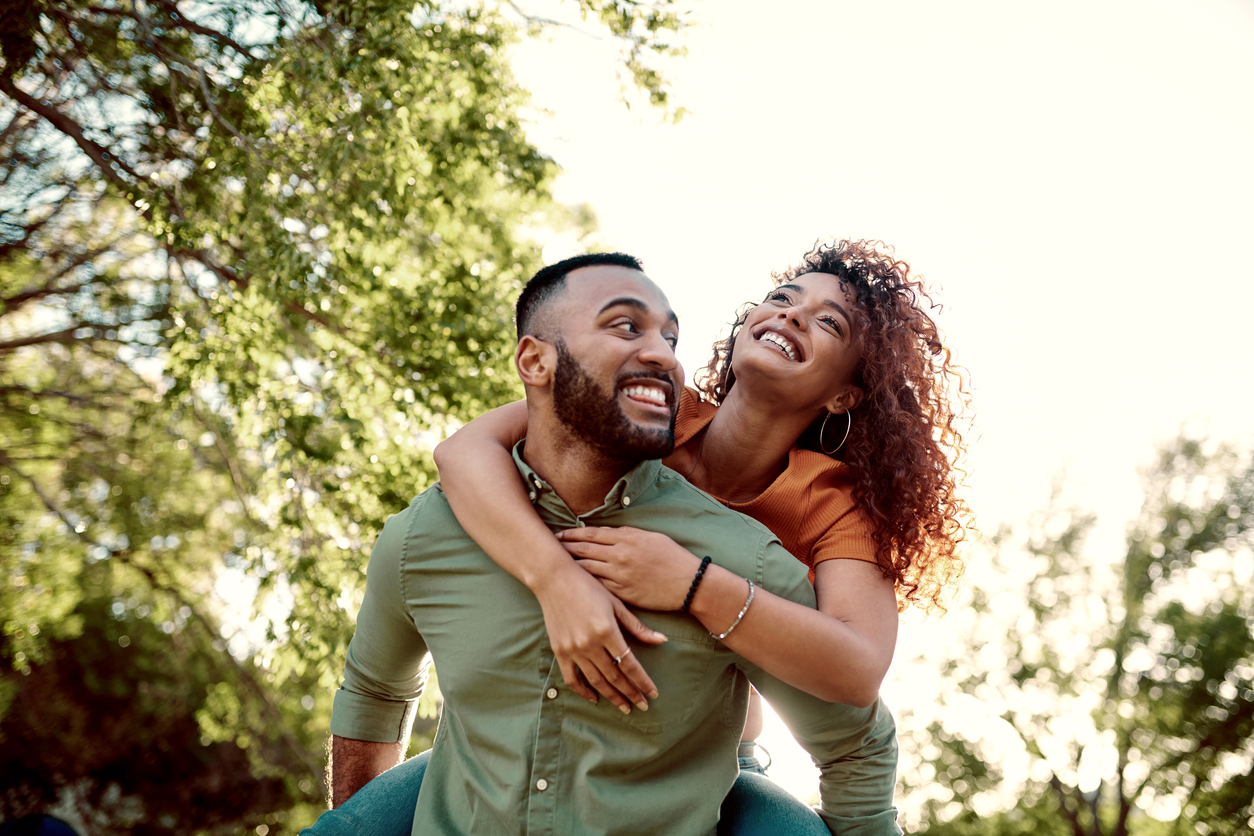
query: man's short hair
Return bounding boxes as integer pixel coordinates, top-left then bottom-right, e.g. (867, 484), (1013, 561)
(515, 252), (644, 339)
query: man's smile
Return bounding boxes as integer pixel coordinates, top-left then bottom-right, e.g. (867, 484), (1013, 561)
(617, 374), (676, 421)
(622, 383), (669, 407)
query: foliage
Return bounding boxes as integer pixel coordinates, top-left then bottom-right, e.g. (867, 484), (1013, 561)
(900, 437), (1254, 836)
(1, 0), (689, 830)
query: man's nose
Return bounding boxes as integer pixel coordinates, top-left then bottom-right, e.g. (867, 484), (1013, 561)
(638, 333), (679, 369)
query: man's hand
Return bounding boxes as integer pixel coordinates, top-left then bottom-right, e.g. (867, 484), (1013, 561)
(533, 562), (667, 714)
(330, 735), (405, 808)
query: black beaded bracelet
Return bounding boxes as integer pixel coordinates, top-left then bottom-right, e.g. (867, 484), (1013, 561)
(681, 556), (713, 613)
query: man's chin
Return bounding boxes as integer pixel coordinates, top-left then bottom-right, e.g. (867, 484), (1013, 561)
(593, 427), (675, 462)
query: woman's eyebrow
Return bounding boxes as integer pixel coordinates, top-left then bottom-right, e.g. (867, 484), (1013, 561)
(824, 299), (853, 326)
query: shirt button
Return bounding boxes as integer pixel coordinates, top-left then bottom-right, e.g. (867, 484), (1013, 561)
(528, 491), (536, 501)
(575, 520), (586, 528)
(622, 495), (631, 506)
(546, 687), (558, 700)
(536, 778), (549, 792)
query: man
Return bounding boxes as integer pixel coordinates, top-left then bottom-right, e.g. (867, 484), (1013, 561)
(322, 253), (899, 835)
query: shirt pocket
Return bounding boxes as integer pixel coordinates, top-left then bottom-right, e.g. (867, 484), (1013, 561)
(618, 623), (724, 734)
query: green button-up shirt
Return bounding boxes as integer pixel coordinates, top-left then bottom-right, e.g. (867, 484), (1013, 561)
(331, 446), (900, 836)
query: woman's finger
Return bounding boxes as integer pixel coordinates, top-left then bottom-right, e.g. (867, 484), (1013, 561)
(556, 525), (634, 544)
(612, 597), (667, 645)
(610, 650), (657, 705)
(578, 654), (648, 713)
(558, 657), (598, 704)
(573, 558), (617, 583)
(561, 540), (614, 561)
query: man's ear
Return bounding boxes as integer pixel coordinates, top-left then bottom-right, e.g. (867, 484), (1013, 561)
(516, 335), (557, 388)
(825, 385), (864, 416)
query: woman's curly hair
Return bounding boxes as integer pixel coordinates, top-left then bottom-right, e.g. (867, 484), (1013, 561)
(694, 239), (972, 612)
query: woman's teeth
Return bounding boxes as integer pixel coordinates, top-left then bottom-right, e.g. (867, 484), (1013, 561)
(760, 331), (798, 361)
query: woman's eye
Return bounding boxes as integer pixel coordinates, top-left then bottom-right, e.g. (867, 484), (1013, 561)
(821, 317), (844, 336)
(767, 291), (791, 304)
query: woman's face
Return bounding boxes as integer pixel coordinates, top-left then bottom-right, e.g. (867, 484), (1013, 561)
(731, 271), (864, 413)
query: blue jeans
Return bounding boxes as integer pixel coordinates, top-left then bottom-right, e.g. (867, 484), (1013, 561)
(301, 747), (827, 836)
(300, 751), (429, 836)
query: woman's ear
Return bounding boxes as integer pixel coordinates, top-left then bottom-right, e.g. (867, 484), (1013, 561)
(826, 385), (864, 415)
(516, 335), (557, 388)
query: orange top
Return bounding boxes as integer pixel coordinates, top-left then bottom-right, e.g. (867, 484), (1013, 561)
(671, 388), (878, 581)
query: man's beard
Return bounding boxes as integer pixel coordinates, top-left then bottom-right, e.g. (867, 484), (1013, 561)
(552, 338), (676, 461)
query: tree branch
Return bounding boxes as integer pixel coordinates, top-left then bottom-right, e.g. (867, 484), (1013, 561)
(0, 323), (94, 352)
(0, 76), (145, 193)
(82, 1), (259, 60)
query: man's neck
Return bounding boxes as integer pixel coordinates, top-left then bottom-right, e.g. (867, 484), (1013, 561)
(521, 414), (638, 516)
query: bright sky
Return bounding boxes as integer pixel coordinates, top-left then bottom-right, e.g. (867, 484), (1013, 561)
(510, 0), (1254, 810)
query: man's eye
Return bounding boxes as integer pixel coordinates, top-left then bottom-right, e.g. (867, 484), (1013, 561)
(614, 320), (639, 334)
(665, 335), (679, 348)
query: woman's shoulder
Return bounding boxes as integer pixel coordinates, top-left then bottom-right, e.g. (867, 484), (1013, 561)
(786, 447), (857, 507)
(785, 450), (878, 564)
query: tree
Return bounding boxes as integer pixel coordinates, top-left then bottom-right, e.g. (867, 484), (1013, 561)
(897, 436), (1254, 836)
(1, 0), (688, 829)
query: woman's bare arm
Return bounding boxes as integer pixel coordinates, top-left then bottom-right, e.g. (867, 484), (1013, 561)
(558, 526), (897, 705)
(692, 557), (897, 706)
(432, 402), (665, 713)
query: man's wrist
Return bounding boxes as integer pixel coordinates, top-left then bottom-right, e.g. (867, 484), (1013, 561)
(330, 735), (404, 808)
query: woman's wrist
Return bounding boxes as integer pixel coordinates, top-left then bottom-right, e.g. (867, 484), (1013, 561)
(681, 556), (713, 613)
(518, 540), (583, 591)
(685, 563), (752, 632)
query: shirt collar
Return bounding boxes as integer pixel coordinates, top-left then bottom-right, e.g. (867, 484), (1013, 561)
(512, 441), (662, 526)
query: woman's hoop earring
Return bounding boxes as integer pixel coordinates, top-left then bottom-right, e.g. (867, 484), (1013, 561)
(820, 410), (852, 456)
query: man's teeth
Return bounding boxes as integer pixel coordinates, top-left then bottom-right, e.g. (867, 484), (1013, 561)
(623, 385), (667, 406)
(760, 331), (798, 361)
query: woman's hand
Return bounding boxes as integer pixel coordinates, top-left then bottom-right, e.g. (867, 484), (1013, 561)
(556, 526), (703, 611)
(532, 561), (667, 713)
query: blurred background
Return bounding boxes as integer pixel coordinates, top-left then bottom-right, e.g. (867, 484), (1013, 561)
(2, 0), (1251, 833)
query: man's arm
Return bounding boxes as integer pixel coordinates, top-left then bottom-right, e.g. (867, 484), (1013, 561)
(330, 736), (405, 807)
(327, 500), (431, 805)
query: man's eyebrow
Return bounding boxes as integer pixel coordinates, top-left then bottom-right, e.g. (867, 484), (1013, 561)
(777, 283), (852, 327)
(598, 296), (679, 326)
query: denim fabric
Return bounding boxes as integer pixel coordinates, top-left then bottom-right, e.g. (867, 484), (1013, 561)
(300, 750), (429, 836)
(736, 741), (770, 776)
(717, 769), (829, 836)
(302, 747), (836, 836)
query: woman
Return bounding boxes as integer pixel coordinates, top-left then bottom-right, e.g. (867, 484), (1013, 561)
(309, 239), (970, 835)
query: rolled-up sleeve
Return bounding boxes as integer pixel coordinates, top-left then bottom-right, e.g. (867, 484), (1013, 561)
(329, 500), (431, 743)
(741, 538), (902, 836)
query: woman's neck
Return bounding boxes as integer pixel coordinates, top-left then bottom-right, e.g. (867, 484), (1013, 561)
(686, 388), (814, 503)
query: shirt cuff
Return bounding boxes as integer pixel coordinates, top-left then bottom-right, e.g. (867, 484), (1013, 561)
(329, 688), (420, 743)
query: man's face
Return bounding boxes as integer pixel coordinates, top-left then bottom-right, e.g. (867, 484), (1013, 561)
(547, 266), (682, 461)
